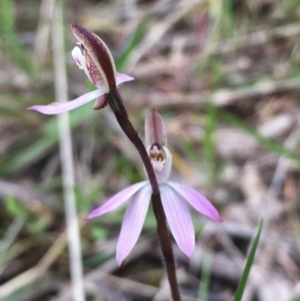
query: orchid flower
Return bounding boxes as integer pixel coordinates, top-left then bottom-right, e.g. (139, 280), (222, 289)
(28, 24), (133, 115)
(86, 109), (222, 266)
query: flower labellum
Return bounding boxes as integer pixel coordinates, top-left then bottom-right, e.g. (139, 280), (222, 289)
(28, 24), (133, 115)
(86, 109), (222, 266)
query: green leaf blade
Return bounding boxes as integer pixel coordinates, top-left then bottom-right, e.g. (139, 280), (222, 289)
(233, 219), (264, 301)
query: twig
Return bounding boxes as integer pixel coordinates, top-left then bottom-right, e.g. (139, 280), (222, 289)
(261, 124), (300, 222)
(52, 2), (85, 301)
(124, 77), (300, 110)
(0, 180), (59, 210)
(131, 21), (300, 60)
(201, 21), (300, 54)
(0, 216), (85, 299)
(127, 0), (206, 70)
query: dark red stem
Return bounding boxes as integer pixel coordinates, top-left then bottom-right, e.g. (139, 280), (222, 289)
(106, 90), (181, 301)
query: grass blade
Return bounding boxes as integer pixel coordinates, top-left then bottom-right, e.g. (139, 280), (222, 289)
(232, 219), (263, 301)
(0, 0), (36, 78)
(223, 113), (300, 165)
(203, 100), (217, 187)
(115, 16), (149, 71)
(198, 250), (213, 301)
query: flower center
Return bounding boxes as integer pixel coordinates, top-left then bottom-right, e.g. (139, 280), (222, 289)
(148, 143), (166, 172)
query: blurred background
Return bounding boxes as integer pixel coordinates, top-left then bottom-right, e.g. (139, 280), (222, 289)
(1, 0), (300, 300)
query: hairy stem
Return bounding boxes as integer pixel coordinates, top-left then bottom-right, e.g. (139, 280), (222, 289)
(106, 90), (181, 301)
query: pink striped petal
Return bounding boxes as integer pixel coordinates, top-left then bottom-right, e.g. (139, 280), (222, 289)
(28, 89), (105, 115)
(145, 109), (167, 147)
(116, 184), (151, 266)
(167, 182), (222, 222)
(85, 181), (148, 220)
(160, 184), (195, 257)
(72, 47), (133, 88)
(70, 24), (116, 90)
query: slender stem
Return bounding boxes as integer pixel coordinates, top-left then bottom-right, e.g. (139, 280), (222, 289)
(106, 90), (181, 301)
(52, 2), (85, 301)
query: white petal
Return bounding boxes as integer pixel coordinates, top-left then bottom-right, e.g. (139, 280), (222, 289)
(72, 46), (93, 83)
(72, 46), (84, 68)
(153, 147), (172, 183)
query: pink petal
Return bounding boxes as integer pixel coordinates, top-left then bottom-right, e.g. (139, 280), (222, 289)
(145, 109), (167, 147)
(28, 89), (105, 115)
(85, 181), (148, 220)
(167, 182), (222, 222)
(116, 72), (134, 85)
(160, 184), (195, 257)
(116, 184), (151, 266)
